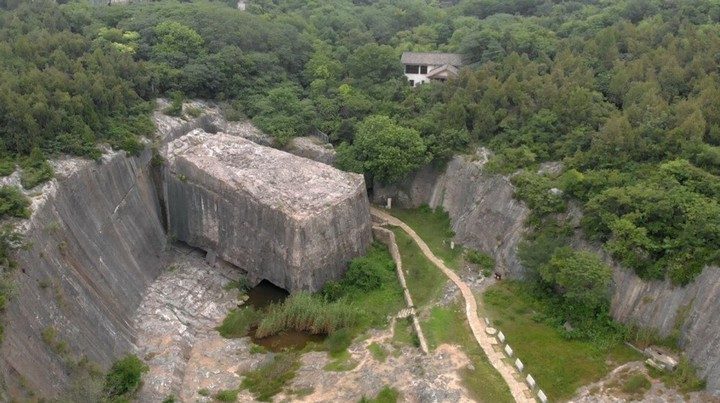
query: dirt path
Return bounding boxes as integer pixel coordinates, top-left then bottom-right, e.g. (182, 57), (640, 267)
(371, 207), (535, 403)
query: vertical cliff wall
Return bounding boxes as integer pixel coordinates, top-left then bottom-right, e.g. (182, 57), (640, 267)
(609, 265), (720, 392)
(373, 151), (530, 277)
(0, 149), (166, 398)
(375, 151), (720, 393)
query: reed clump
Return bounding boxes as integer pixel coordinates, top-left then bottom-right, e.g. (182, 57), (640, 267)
(255, 293), (363, 338)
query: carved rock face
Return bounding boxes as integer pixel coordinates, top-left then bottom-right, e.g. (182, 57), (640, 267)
(164, 131), (372, 292)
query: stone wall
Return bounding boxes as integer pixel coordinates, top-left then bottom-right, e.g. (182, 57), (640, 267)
(0, 149), (167, 398)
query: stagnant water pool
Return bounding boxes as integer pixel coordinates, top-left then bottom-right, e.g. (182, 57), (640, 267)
(245, 280), (326, 351)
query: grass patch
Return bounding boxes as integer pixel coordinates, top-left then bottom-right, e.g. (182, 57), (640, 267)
(323, 350), (358, 372)
(647, 356), (706, 393)
(621, 372), (650, 398)
(241, 352), (299, 401)
(388, 205), (463, 271)
(391, 317), (419, 348)
(391, 228), (446, 307)
(368, 342), (388, 362)
(360, 386), (400, 403)
(422, 304), (514, 403)
(482, 281), (642, 400)
(214, 388), (239, 401)
(216, 307), (260, 338)
(323, 328), (353, 356)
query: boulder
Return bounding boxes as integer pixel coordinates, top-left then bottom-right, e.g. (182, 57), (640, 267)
(164, 131), (372, 292)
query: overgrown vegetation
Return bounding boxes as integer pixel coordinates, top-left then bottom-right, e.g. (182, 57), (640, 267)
(216, 307), (260, 338)
(218, 243), (403, 354)
(390, 228), (446, 307)
(647, 357), (706, 393)
(388, 206), (462, 271)
(482, 281), (642, 400)
(240, 352), (299, 401)
(102, 354), (149, 400)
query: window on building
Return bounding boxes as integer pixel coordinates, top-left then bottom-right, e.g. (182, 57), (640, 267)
(419, 65), (428, 74)
(405, 65), (419, 74)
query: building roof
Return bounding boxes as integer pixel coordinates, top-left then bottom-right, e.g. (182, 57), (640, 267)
(426, 64), (459, 78)
(401, 52), (463, 66)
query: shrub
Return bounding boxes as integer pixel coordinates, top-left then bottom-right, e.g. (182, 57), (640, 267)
(102, 354), (148, 398)
(321, 242), (395, 300)
(323, 328), (353, 356)
(19, 148), (54, 189)
(164, 91), (184, 117)
(241, 353), (299, 401)
(511, 170), (565, 220)
(216, 307), (260, 338)
(0, 186), (30, 219)
(0, 156), (15, 176)
(360, 386), (400, 403)
(621, 373), (650, 395)
(466, 249), (495, 270)
(485, 146), (537, 174)
(214, 388), (239, 402)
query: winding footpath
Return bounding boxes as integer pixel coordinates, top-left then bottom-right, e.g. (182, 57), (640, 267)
(371, 207), (535, 403)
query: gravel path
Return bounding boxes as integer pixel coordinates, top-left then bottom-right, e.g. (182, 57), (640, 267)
(371, 207), (535, 403)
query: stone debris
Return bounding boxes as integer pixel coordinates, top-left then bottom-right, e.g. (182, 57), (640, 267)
(134, 247), (248, 401)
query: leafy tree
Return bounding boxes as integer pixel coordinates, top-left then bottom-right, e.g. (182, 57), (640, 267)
(539, 247), (612, 316)
(339, 115), (428, 183)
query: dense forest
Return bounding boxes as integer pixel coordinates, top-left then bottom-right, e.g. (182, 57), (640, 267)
(1, 0), (720, 343)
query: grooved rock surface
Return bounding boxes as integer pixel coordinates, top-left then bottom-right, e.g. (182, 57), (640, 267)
(375, 149), (720, 394)
(373, 149), (530, 278)
(608, 265), (720, 393)
(0, 149), (166, 398)
(164, 131), (372, 292)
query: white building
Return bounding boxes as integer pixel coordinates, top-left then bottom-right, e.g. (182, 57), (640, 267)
(401, 52), (463, 87)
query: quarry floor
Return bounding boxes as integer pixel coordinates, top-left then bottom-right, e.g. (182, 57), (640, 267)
(130, 223), (717, 403)
(132, 245), (475, 402)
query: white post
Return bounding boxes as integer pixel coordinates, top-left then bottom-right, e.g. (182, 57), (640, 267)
(537, 390), (548, 403)
(386, 197), (392, 209)
(504, 344), (513, 357)
(450, 241), (455, 250)
(498, 331), (505, 344)
(515, 358), (524, 372)
(526, 374), (536, 389)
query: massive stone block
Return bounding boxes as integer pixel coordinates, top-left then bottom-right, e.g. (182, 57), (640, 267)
(164, 131), (372, 292)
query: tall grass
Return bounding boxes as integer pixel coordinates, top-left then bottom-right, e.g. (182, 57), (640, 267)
(255, 293), (363, 338)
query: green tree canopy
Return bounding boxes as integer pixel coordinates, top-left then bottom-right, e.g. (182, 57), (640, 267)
(338, 115), (427, 183)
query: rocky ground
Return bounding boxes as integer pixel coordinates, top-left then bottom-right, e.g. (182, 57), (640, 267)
(571, 361), (718, 403)
(133, 245), (474, 402)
